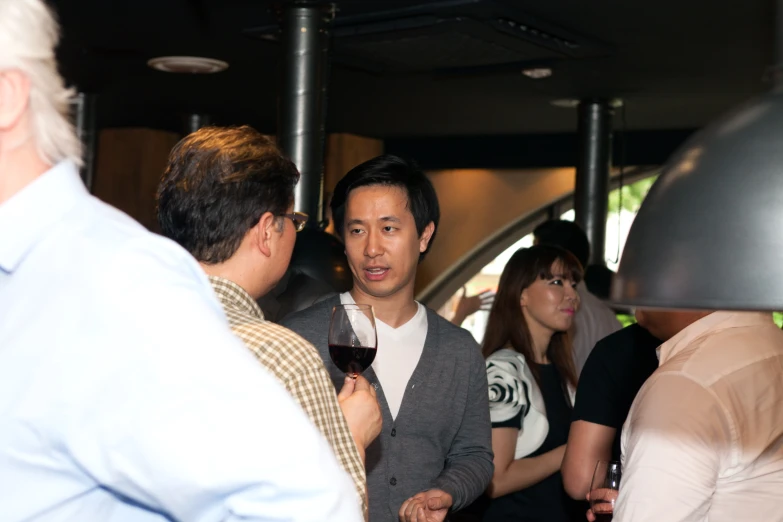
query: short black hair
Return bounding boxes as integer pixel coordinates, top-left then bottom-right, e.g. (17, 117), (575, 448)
(330, 154), (439, 261)
(157, 125), (300, 264)
(533, 219), (591, 268)
(584, 264), (614, 299)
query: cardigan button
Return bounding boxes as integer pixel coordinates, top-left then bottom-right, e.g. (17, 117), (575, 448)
(390, 477), (397, 486)
(391, 428), (397, 437)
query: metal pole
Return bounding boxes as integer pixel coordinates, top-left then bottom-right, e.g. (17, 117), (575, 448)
(73, 92), (97, 191)
(574, 99), (613, 266)
(184, 113), (211, 135)
(776, 0), (783, 87)
(277, 2), (334, 227)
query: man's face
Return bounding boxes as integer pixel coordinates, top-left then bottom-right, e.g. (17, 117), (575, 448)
(635, 309), (712, 341)
(342, 184), (433, 300)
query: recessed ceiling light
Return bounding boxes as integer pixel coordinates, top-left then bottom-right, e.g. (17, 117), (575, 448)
(521, 67), (552, 79)
(550, 98), (580, 108)
(147, 56), (229, 74)
(550, 98), (624, 109)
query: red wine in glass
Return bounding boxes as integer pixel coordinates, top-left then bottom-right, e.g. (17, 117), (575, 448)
(328, 344), (377, 377)
(591, 504), (614, 522)
(328, 304), (377, 379)
(590, 461), (621, 522)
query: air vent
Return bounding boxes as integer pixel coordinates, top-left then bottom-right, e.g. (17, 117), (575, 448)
(245, 0), (612, 75)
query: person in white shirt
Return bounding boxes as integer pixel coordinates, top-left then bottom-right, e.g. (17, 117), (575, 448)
(0, 1), (360, 520)
(533, 220), (621, 374)
(613, 310), (783, 522)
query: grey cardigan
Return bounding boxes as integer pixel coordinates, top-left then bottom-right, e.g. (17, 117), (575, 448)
(282, 296), (494, 522)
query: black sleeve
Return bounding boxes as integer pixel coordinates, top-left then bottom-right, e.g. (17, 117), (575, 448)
(492, 407), (523, 429)
(572, 340), (623, 429)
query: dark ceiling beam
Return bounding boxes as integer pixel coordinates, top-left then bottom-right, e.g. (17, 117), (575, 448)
(385, 129), (696, 170)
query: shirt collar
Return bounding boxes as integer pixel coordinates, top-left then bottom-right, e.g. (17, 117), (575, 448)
(658, 311), (775, 364)
(339, 291), (425, 330)
(208, 275), (265, 320)
(0, 161), (85, 274)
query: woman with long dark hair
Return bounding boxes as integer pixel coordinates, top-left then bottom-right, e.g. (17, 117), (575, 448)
(482, 244), (584, 522)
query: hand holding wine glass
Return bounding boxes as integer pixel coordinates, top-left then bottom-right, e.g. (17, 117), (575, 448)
(329, 304), (377, 379)
(589, 461), (621, 522)
(337, 375), (382, 457)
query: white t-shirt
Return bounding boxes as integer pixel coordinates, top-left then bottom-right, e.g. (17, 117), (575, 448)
(340, 292), (428, 419)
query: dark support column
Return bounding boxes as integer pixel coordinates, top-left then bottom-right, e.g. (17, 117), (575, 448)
(278, 2), (334, 228)
(184, 113), (211, 135)
(73, 92), (97, 191)
(776, 0), (783, 86)
(574, 99), (613, 266)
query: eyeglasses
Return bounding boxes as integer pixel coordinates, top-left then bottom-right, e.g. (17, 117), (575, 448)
(281, 211), (309, 232)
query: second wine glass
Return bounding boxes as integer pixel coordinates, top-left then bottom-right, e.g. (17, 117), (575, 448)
(328, 304), (377, 379)
(589, 460), (621, 522)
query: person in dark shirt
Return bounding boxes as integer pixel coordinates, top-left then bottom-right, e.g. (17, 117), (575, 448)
(560, 323), (661, 500)
(571, 311), (725, 522)
(481, 245), (586, 522)
(561, 307), (711, 503)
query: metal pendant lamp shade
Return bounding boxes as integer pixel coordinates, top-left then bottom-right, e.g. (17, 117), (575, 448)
(611, 87), (783, 310)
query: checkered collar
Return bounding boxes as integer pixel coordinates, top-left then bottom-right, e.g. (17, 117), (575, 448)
(208, 275), (264, 320)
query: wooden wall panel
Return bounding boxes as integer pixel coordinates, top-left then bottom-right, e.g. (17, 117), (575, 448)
(324, 133), (383, 195)
(92, 128), (181, 232)
(323, 133), (383, 233)
(92, 129), (382, 234)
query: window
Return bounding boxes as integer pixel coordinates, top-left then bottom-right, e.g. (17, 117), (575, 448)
(443, 176), (656, 343)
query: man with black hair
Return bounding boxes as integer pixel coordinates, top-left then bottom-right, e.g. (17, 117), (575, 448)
(283, 155), (494, 522)
(533, 220), (621, 373)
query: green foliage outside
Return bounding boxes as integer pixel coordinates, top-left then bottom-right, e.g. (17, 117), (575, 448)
(608, 176), (655, 330)
(608, 176), (783, 330)
(608, 175), (657, 214)
(617, 311), (783, 330)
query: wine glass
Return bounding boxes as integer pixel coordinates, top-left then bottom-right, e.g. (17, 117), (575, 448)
(589, 461), (622, 522)
(328, 304), (377, 379)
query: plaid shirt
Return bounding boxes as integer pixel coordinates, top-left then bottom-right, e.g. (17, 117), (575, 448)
(209, 276), (367, 517)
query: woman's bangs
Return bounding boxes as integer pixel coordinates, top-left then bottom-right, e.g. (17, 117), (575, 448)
(537, 253), (583, 283)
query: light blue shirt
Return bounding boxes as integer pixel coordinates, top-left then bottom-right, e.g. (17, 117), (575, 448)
(0, 162), (361, 522)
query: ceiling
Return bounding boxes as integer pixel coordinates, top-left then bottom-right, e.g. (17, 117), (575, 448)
(52, 0), (774, 139)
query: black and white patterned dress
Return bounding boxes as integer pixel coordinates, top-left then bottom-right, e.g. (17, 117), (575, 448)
(484, 348), (584, 522)
(486, 349), (550, 458)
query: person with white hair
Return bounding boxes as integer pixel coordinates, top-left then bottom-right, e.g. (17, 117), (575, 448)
(0, 1), (361, 521)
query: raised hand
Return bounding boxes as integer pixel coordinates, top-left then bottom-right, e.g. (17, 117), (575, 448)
(451, 286), (495, 326)
(398, 489), (453, 522)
